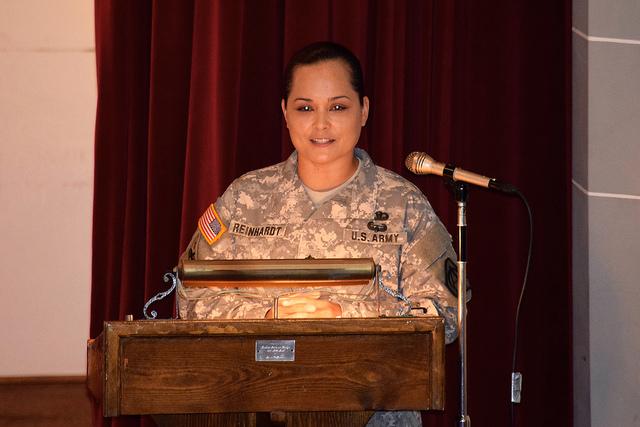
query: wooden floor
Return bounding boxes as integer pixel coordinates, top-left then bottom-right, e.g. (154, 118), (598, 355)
(0, 376), (92, 427)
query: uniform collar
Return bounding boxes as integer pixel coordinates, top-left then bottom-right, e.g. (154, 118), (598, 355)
(279, 149), (379, 220)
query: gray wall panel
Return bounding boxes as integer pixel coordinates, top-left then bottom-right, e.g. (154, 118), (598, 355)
(589, 283), (640, 427)
(573, 33), (589, 188)
(573, 0), (588, 33)
(589, 197), (640, 285)
(572, 186), (591, 427)
(589, 42), (640, 195)
(590, 0), (640, 40)
(588, 196), (640, 427)
(572, 1), (640, 426)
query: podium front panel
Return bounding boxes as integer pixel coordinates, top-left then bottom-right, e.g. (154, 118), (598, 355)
(95, 318), (444, 416)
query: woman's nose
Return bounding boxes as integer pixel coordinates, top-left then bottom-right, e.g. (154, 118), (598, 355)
(313, 111), (329, 130)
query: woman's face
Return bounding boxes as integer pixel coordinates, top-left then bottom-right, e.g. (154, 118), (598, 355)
(281, 59), (369, 169)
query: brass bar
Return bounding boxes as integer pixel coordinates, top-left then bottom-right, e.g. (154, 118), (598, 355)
(180, 279), (371, 288)
(178, 258), (376, 284)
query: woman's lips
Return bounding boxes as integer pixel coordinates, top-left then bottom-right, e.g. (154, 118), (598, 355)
(310, 138), (335, 145)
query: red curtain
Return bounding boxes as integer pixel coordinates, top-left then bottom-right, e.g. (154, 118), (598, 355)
(92, 1), (571, 426)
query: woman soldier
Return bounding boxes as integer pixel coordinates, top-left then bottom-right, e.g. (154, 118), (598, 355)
(179, 41), (458, 426)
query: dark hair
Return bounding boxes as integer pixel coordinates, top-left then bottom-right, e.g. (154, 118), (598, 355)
(283, 41), (365, 105)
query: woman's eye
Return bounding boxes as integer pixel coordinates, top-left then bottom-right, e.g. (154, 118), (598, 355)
(331, 104), (347, 111)
(297, 105), (313, 112)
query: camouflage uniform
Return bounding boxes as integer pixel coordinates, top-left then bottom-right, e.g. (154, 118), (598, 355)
(178, 149), (458, 427)
(178, 148), (458, 342)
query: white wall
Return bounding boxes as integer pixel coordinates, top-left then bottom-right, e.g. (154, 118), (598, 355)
(0, 0), (95, 376)
(573, 0), (640, 425)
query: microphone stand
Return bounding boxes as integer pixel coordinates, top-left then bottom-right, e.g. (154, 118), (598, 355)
(452, 181), (471, 426)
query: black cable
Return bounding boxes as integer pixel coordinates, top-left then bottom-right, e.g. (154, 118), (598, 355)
(510, 190), (533, 427)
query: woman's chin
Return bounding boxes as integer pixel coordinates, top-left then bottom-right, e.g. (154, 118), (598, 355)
(295, 141), (357, 168)
(298, 146), (335, 163)
(301, 154), (334, 166)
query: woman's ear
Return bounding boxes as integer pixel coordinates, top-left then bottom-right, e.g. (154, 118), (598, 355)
(281, 99), (288, 127)
(361, 96), (370, 127)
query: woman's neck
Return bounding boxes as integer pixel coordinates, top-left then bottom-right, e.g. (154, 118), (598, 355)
(297, 154), (359, 191)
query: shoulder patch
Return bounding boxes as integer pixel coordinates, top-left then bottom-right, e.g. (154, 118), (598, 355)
(197, 204), (227, 245)
(445, 257), (471, 297)
(445, 257), (458, 296)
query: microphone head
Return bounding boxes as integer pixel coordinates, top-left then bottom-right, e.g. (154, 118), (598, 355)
(405, 152), (422, 173)
(405, 152), (435, 175)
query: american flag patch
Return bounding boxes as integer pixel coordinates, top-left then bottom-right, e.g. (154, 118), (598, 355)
(197, 204), (227, 245)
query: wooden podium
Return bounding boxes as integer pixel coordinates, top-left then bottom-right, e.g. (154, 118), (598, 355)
(87, 317), (445, 426)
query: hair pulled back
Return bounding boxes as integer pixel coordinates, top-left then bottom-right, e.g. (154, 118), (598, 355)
(283, 41), (365, 105)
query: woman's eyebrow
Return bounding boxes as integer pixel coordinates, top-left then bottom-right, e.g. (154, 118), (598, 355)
(292, 95), (352, 102)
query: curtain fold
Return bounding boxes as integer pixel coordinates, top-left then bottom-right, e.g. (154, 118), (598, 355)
(92, 1), (571, 425)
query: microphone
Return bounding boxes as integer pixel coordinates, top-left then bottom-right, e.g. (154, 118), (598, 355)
(405, 152), (517, 194)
